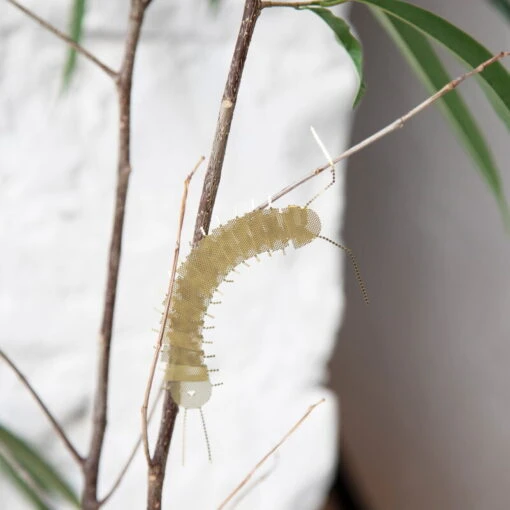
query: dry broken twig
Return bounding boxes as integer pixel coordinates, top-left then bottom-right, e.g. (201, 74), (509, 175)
(142, 156), (205, 465)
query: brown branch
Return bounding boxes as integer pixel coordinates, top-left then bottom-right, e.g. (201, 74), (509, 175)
(147, 1), (263, 508)
(142, 156), (204, 466)
(81, 1), (152, 509)
(5, 0), (117, 79)
(256, 50), (510, 210)
(192, 0), (262, 242)
(0, 349), (84, 465)
(217, 399), (325, 510)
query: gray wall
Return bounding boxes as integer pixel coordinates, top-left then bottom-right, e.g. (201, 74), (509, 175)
(332, 2), (510, 509)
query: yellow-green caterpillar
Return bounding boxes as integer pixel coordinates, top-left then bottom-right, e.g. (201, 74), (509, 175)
(161, 205), (368, 410)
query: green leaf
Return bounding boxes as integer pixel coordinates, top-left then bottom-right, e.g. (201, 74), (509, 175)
(303, 7), (366, 107)
(354, 0), (510, 130)
(0, 425), (80, 507)
(0, 452), (51, 510)
(62, 0), (86, 90)
(317, 0), (349, 6)
(373, 11), (509, 225)
(488, 0), (510, 23)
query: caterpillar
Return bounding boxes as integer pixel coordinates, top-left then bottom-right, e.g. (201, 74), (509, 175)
(160, 205), (369, 412)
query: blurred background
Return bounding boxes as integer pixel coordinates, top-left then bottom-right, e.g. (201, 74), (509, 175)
(1, 0), (509, 509)
(331, 1), (510, 509)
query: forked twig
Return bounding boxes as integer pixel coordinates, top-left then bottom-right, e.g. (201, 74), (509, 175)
(5, 0), (117, 79)
(142, 156), (205, 465)
(83, 1), (153, 508)
(257, 51), (510, 210)
(217, 398), (325, 510)
(0, 349), (83, 465)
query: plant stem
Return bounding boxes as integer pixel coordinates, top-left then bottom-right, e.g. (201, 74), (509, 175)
(147, 1), (263, 508)
(82, 1), (152, 508)
(192, 0), (262, 242)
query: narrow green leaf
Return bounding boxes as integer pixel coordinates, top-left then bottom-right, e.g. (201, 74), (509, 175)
(318, 0), (349, 6)
(0, 452), (51, 510)
(488, 0), (510, 23)
(0, 425), (80, 507)
(354, 0), (510, 130)
(373, 11), (509, 224)
(62, 0), (86, 89)
(303, 7), (366, 107)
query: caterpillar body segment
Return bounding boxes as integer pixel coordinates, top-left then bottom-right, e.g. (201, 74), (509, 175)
(162, 206), (322, 409)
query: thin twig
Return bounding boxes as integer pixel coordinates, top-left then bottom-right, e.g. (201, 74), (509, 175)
(256, 50), (510, 210)
(0, 349), (83, 465)
(229, 454), (279, 509)
(147, 2), (263, 508)
(82, 1), (152, 509)
(5, 0), (117, 79)
(142, 156), (205, 466)
(217, 399), (325, 510)
(99, 385), (164, 505)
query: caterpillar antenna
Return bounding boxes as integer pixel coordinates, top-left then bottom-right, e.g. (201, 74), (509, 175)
(200, 407), (212, 463)
(182, 408), (187, 467)
(318, 236), (369, 305)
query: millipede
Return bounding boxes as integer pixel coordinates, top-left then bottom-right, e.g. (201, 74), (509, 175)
(157, 128), (370, 461)
(160, 204), (369, 416)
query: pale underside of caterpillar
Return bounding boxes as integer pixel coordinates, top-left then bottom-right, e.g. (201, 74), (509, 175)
(160, 205), (323, 409)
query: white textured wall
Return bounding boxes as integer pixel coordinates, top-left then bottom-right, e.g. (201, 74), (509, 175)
(0, 1), (357, 508)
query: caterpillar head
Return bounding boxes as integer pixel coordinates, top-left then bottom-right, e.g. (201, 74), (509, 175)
(168, 380), (212, 408)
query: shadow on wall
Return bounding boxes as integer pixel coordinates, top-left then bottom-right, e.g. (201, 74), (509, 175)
(330, 2), (510, 510)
